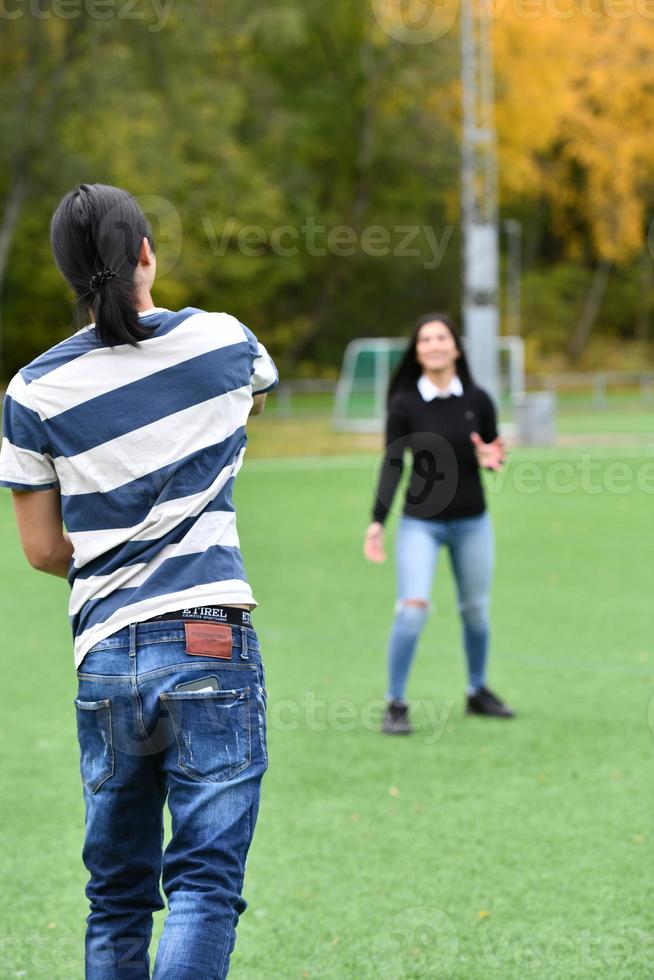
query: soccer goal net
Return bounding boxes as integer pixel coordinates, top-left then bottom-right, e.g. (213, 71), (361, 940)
(333, 335), (525, 431)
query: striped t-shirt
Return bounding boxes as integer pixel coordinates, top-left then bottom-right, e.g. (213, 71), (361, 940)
(0, 306), (278, 668)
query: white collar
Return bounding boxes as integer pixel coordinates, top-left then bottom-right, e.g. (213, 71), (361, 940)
(417, 374), (464, 401)
(138, 307), (168, 317)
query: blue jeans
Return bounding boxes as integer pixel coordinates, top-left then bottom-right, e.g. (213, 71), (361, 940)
(387, 512), (494, 700)
(74, 620), (268, 979)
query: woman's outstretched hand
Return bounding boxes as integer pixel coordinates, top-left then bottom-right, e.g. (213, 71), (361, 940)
(364, 522), (386, 563)
(470, 432), (507, 471)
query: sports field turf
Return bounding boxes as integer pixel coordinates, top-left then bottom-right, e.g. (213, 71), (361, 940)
(1, 443), (652, 978)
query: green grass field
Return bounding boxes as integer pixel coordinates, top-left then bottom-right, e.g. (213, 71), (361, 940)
(1, 442), (653, 979)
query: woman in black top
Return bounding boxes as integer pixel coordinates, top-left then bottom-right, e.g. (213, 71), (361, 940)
(364, 314), (515, 733)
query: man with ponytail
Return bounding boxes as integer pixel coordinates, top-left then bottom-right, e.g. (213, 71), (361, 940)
(0, 183), (277, 979)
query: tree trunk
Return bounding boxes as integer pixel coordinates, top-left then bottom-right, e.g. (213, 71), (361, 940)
(280, 36), (382, 374)
(0, 20), (83, 376)
(567, 260), (612, 363)
(0, 173), (27, 375)
(635, 247), (653, 343)
(0, 174), (27, 286)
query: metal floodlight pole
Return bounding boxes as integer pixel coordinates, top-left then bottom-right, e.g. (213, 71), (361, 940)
(460, 0), (500, 402)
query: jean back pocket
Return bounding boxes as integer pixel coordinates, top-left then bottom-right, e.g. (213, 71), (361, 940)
(159, 688), (251, 782)
(74, 698), (115, 794)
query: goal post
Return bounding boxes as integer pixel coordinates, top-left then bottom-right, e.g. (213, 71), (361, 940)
(332, 335), (525, 432)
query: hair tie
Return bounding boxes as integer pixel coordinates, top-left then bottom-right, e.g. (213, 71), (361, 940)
(89, 269), (118, 292)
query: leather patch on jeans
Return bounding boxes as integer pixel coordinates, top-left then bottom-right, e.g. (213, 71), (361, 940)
(184, 623), (233, 659)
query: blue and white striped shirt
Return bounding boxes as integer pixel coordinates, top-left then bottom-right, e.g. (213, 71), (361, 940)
(0, 307), (278, 668)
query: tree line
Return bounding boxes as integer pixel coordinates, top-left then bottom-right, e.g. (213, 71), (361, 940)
(1, 0), (653, 379)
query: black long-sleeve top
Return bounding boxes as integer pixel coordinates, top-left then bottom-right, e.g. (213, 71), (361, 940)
(372, 383), (498, 524)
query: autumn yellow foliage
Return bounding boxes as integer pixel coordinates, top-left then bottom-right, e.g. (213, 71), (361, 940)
(494, 9), (654, 261)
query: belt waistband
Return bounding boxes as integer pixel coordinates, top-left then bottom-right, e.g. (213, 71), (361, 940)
(143, 606), (253, 628)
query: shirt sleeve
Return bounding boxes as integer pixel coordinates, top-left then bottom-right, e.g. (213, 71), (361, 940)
(372, 396), (411, 525)
(478, 389), (499, 444)
(239, 322), (279, 395)
(0, 374), (60, 492)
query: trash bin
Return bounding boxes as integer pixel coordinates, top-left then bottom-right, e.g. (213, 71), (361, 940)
(513, 391), (556, 446)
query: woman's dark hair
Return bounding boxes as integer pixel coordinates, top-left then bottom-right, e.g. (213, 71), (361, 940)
(50, 183), (156, 347)
(387, 312), (474, 405)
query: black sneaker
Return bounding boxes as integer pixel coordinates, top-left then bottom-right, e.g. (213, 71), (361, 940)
(382, 699), (412, 735)
(466, 686), (515, 718)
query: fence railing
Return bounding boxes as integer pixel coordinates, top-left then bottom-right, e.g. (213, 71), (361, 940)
(270, 379), (337, 417)
(2, 371), (652, 426)
(267, 372), (654, 419)
(525, 371), (654, 410)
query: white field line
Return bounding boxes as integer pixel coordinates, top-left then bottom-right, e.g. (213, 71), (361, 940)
(245, 454), (377, 472)
(244, 444), (654, 473)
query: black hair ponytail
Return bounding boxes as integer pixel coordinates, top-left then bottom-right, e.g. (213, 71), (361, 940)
(50, 183), (156, 347)
(387, 313), (474, 405)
